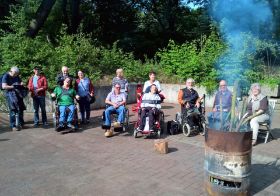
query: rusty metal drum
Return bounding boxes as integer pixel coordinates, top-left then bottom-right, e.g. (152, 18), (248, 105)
(204, 129), (252, 196)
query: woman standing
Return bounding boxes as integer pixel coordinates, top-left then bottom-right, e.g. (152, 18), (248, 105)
(75, 70), (94, 124)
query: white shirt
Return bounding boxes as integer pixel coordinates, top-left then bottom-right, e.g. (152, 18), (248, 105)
(143, 80), (161, 93)
(141, 93), (161, 109)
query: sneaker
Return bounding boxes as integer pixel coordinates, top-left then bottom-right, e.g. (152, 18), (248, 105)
(33, 123), (39, 127)
(67, 124), (74, 129)
(43, 122), (49, 126)
(56, 125), (64, 132)
(12, 127), (18, 131)
(113, 122), (121, 128)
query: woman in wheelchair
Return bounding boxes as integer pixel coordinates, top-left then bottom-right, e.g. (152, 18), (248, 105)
(51, 77), (80, 131)
(138, 84), (162, 132)
(103, 83), (126, 131)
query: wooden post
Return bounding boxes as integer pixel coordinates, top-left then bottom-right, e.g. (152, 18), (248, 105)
(154, 139), (168, 154)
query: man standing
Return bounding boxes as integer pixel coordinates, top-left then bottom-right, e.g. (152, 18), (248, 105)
(2, 66), (25, 131)
(56, 66), (74, 86)
(28, 66), (48, 127)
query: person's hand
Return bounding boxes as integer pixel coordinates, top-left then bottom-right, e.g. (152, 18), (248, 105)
(212, 107), (217, 112)
(113, 103), (118, 108)
(75, 95), (80, 100)
(90, 92), (94, 97)
(185, 102), (190, 108)
(195, 102), (200, 108)
(51, 93), (56, 97)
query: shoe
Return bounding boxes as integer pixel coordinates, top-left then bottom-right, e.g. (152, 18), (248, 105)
(67, 124), (74, 129)
(105, 130), (113, 137)
(12, 127), (18, 131)
(113, 122), (121, 128)
(33, 123), (39, 127)
(43, 122), (49, 126)
(56, 125), (64, 132)
(86, 120), (90, 124)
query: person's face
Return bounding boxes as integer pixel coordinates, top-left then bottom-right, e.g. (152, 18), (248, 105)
(186, 81), (194, 88)
(64, 78), (71, 87)
(150, 85), (157, 94)
(252, 87), (260, 96)
(114, 85), (121, 93)
(149, 73), (156, 81)
(10, 70), (18, 77)
(34, 69), (40, 75)
(78, 71), (84, 79)
(117, 71), (123, 77)
(219, 81), (227, 92)
(62, 68), (69, 75)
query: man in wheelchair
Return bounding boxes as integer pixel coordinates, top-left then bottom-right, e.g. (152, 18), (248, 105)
(51, 77), (80, 131)
(178, 78), (205, 136)
(103, 83), (127, 134)
(207, 80), (232, 130)
(138, 84), (162, 133)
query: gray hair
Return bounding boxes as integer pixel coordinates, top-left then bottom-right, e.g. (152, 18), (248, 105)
(186, 78), (195, 83)
(10, 66), (19, 74)
(250, 83), (261, 91)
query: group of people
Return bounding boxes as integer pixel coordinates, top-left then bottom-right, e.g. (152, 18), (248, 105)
(1, 66), (270, 145)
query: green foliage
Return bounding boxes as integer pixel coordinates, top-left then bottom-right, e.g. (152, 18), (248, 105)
(156, 32), (225, 92)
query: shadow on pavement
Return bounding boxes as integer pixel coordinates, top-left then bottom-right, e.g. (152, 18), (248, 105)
(251, 160), (280, 194)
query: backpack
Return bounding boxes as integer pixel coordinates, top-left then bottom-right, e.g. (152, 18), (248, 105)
(167, 120), (180, 135)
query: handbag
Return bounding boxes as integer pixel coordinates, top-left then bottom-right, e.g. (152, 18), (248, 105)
(80, 79), (95, 104)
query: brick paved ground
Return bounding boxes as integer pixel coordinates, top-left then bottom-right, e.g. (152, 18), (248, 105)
(0, 103), (279, 196)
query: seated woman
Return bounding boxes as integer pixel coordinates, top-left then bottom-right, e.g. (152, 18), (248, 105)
(51, 77), (80, 130)
(138, 84), (161, 132)
(244, 83), (269, 146)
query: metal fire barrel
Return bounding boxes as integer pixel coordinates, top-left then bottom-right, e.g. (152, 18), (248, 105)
(204, 129), (252, 196)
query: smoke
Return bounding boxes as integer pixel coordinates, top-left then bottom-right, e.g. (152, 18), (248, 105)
(210, 0), (273, 84)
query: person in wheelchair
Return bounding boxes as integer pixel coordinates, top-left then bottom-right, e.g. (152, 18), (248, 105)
(177, 78), (202, 128)
(207, 80), (232, 130)
(104, 83), (126, 132)
(51, 77), (80, 131)
(138, 84), (162, 132)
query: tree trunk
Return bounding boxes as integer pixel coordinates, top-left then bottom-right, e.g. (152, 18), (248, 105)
(69, 0), (81, 34)
(26, 0), (56, 38)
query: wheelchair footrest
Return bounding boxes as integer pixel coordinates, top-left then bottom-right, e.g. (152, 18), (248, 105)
(102, 125), (111, 130)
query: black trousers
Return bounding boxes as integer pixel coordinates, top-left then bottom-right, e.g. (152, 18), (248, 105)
(139, 107), (159, 130)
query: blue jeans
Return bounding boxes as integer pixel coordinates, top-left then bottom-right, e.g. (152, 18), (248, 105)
(33, 96), (47, 124)
(9, 110), (24, 128)
(58, 105), (75, 126)
(78, 96), (91, 122)
(104, 105), (125, 126)
(208, 112), (229, 130)
(5, 96), (24, 128)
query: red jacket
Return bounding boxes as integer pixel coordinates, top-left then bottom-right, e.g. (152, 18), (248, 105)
(28, 75), (48, 97)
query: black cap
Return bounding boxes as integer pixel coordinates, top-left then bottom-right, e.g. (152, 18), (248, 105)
(33, 66), (41, 70)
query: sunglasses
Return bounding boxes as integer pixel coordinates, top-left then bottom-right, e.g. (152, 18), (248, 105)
(115, 87), (121, 89)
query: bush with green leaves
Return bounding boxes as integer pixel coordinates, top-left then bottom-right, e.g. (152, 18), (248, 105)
(156, 32), (225, 92)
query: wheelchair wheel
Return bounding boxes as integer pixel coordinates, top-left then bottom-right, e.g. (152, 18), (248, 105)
(157, 130), (161, 138)
(123, 109), (129, 132)
(199, 122), (206, 136)
(182, 123), (191, 137)
(133, 128), (138, 138)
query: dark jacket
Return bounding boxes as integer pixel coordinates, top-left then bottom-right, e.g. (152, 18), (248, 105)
(56, 73), (74, 87)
